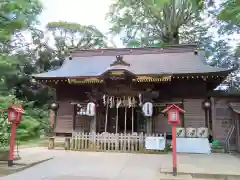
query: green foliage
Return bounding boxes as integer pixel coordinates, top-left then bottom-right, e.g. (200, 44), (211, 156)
(107, 0), (207, 45)
(0, 114), (10, 148)
(217, 0), (240, 59)
(0, 0), (43, 41)
(0, 19), (110, 144)
(235, 46), (240, 57)
(218, 0), (240, 27)
(46, 21), (109, 56)
(107, 0), (239, 90)
(0, 96), (49, 143)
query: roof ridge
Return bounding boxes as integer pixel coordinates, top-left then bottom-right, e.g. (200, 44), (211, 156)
(71, 44), (197, 57)
(70, 44), (197, 52)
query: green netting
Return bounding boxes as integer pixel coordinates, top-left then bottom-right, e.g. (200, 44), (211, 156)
(212, 140), (220, 146)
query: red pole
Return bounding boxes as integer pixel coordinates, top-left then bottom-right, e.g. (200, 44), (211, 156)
(8, 122), (17, 167)
(172, 124), (177, 176)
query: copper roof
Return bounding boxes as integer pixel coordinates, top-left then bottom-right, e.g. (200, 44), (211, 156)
(32, 45), (233, 78)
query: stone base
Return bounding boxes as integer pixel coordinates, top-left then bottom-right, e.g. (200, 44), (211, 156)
(48, 138), (55, 149)
(162, 172), (240, 180)
(160, 174), (192, 180)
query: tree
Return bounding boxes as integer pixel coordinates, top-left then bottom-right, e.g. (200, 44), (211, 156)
(0, 0), (43, 41)
(218, 0), (240, 27)
(46, 21), (109, 62)
(2, 22), (111, 104)
(107, 0), (207, 46)
(218, 0), (240, 58)
(107, 0), (240, 91)
(0, 3), (113, 141)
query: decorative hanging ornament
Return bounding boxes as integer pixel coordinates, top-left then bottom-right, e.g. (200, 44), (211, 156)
(128, 97), (132, 108)
(86, 102), (96, 116)
(139, 93), (142, 107)
(110, 97), (114, 108)
(102, 95), (106, 106)
(106, 96), (110, 106)
(116, 98), (121, 108)
(132, 97), (136, 107)
(142, 102), (153, 117)
(112, 96), (115, 107)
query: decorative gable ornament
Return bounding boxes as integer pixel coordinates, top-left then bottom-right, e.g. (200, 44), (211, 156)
(86, 102), (96, 116)
(142, 102), (153, 117)
(110, 55), (130, 67)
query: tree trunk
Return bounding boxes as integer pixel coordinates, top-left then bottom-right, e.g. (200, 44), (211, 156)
(162, 30), (180, 45)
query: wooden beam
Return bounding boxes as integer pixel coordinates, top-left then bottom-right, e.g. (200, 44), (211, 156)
(116, 107), (119, 134)
(104, 100), (109, 132)
(132, 106), (134, 133)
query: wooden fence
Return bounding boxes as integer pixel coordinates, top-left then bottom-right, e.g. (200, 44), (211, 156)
(48, 132), (167, 153)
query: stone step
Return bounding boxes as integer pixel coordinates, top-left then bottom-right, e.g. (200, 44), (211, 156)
(159, 175), (225, 180)
(160, 174), (193, 180)
(211, 145), (225, 153)
(160, 173), (238, 180)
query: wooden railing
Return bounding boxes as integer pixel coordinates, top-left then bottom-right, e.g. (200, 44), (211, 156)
(48, 132), (167, 153)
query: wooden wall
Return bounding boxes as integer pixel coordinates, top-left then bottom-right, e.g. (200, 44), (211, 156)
(153, 114), (171, 133)
(96, 111), (106, 133)
(212, 98), (236, 144)
(183, 99), (205, 128)
(53, 80), (209, 134)
(152, 99), (206, 133)
(55, 101), (73, 133)
(52, 81), (240, 151)
(75, 115), (91, 132)
(55, 84), (91, 133)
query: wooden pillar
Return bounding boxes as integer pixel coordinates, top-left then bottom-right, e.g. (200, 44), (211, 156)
(205, 109), (209, 128)
(73, 104), (76, 131)
(181, 100), (185, 127)
(90, 115), (97, 133)
(49, 110), (54, 132)
(210, 97), (216, 139)
(131, 106), (134, 133)
(104, 101), (109, 132)
(146, 117), (152, 134)
(124, 106), (127, 134)
(116, 107), (119, 134)
(137, 110), (140, 132)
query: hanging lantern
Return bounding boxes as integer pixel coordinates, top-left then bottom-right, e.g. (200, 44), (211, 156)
(49, 102), (59, 112)
(142, 102), (153, 117)
(203, 100), (211, 109)
(86, 102), (96, 116)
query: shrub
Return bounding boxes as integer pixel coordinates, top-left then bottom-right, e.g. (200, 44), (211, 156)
(0, 116), (10, 148)
(0, 96), (49, 142)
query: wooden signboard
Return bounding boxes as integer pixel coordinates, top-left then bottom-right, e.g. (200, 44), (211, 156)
(109, 70), (124, 76)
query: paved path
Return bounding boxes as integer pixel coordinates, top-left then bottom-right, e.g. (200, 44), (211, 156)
(1, 148), (240, 180)
(0, 149), (162, 180)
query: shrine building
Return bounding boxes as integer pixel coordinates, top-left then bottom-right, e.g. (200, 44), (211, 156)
(32, 44), (240, 152)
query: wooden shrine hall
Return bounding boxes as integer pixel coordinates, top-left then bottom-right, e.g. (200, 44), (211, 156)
(32, 44), (240, 152)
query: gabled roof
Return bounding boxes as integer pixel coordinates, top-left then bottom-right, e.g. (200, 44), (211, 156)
(32, 45), (233, 79)
(161, 104), (185, 113)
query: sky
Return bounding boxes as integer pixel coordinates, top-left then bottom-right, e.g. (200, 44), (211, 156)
(39, 0), (124, 47)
